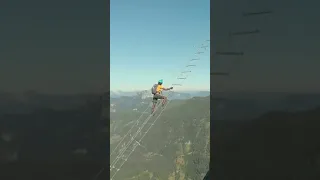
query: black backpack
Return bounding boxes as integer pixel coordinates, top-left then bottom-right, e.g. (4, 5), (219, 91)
(151, 84), (158, 94)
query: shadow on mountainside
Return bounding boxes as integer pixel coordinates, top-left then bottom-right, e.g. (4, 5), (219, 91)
(0, 95), (109, 180)
(213, 107), (320, 180)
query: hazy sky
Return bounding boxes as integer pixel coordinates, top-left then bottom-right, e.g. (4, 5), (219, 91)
(110, 0), (210, 91)
(0, 0), (109, 94)
(211, 0), (320, 93)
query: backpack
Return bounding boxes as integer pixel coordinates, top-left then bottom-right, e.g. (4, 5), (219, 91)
(151, 84), (158, 95)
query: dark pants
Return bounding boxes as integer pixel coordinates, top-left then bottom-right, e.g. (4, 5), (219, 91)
(152, 94), (166, 113)
(152, 93), (165, 103)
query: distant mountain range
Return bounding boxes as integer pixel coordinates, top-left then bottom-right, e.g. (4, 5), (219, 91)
(110, 90), (210, 99)
(0, 91), (104, 114)
(2, 91), (320, 121)
(110, 91), (320, 121)
(109, 90), (210, 113)
(110, 90), (138, 98)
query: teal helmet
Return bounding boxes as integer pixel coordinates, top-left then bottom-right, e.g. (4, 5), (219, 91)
(158, 79), (163, 84)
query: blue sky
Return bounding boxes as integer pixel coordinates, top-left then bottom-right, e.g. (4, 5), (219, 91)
(110, 0), (210, 91)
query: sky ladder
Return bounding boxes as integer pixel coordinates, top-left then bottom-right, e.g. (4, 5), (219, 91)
(109, 40), (210, 180)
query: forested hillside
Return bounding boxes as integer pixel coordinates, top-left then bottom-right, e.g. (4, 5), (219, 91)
(110, 96), (210, 180)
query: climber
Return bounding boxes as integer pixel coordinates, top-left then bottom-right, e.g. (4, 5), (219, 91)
(151, 79), (173, 114)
